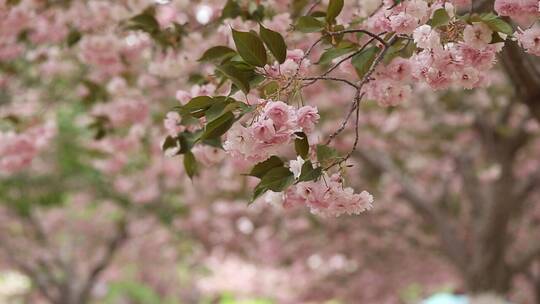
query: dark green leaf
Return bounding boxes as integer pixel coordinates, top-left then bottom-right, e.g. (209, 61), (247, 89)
(200, 111), (235, 140)
(232, 29), (268, 67)
(317, 45), (355, 65)
(296, 16), (325, 33)
(253, 167), (294, 200)
(183, 151), (198, 179)
(297, 160), (323, 182)
(178, 131), (203, 154)
(66, 30), (81, 47)
(260, 81), (279, 98)
(482, 18), (513, 35)
(198, 46), (237, 62)
(294, 132), (309, 159)
(491, 31), (505, 43)
(221, 0), (242, 19)
(249, 156), (284, 178)
(162, 136), (178, 151)
(181, 96), (214, 118)
(216, 62), (254, 93)
(430, 8), (450, 28)
(126, 12), (159, 34)
(326, 0), (344, 22)
(351, 46), (380, 79)
(317, 144), (338, 166)
(259, 24), (287, 64)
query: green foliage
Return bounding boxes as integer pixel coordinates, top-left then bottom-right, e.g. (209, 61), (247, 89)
(480, 14), (513, 35)
(317, 41), (356, 65)
(316, 145), (338, 167)
(216, 62), (255, 93)
(124, 7), (185, 48)
(198, 46), (237, 63)
(232, 29), (268, 67)
(429, 8), (450, 28)
(296, 16), (325, 33)
(259, 24), (287, 64)
(66, 29), (82, 47)
(166, 96), (254, 179)
(253, 166), (294, 201)
(249, 156), (284, 178)
(297, 160), (323, 182)
(103, 281), (163, 304)
(217, 293), (274, 304)
(183, 151), (198, 179)
(326, 0), (344, 23)
(351, 46), (380, 79)
(201, 111), (236, 140)
(294, 132), (309, 159)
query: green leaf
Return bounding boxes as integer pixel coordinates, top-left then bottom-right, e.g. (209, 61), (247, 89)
(249, 156), (284, 178)
(232, 29), (268, 67)
(180, 96), (214, 118)
(260, 81), (279, 98)
(198, 46), (237, 62)
(482, 18), (513, 35)
(177, 131), (203, 154)
(216, 62), (254, 93)
(430, 8), (450, 28)
(253, 167), (294, 200)
(294, 132), (309, 159)
(326, 0), (344, 22)
(126, 11), (159, 34)
(200, 111), (235, 140)
(204, 97), (249, 121)
(183, 151), (198, 179)
(351, 46), (380, 79)
(259, 24), (287, 64)
(297, 160), (323, 182)
(316, 145), (338, 166)
(221, 0), (242, 19)
(66, 30), (81, 47)
(296, 16), (325, 33)
(162, 136), (178, 151)
(317, 45), (355, 65)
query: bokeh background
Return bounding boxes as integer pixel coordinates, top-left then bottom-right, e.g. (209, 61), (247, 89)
(1, 0), (540, 303)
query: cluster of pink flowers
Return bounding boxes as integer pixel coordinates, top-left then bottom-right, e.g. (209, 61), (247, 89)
(494, 0), (539, 25)
(264, 49), (311, 79)
(364, 58), (413, 107)
(0, 3), (30, 61)
(367, 0), (430, 34)
(279, 172), (374, 217)
(224, 101), (319, 162)
(409, 24), (502, 90)
(78, 34), (126, 76)
(0, 123), (55, 175)
(516, 25), (540, 56)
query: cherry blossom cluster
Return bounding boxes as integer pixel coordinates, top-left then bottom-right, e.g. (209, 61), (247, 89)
(410, 23), (502, 90)
(0, 123), (55, 175)
(224, 101), (319, 162)
(281, 164), (374, 217)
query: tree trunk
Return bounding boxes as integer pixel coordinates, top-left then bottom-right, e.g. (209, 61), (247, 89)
(464, 265), (512, 295)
